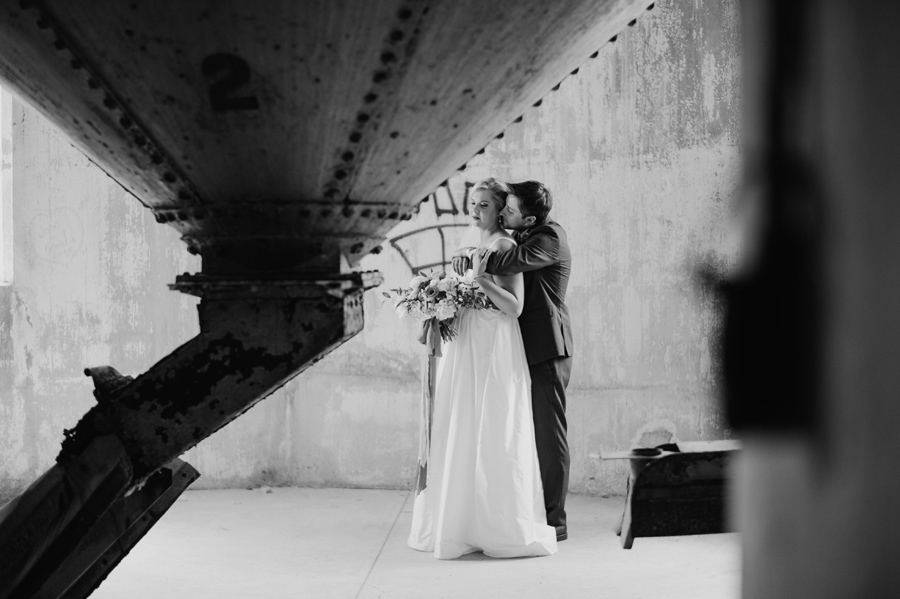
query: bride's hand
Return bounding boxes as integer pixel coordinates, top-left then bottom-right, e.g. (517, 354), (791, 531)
(472, 248), (490, 278)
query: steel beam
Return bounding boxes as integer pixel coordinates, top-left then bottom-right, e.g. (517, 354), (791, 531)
(59, 273), (380, 487)
(34, 460), (199, 599)
(0, 436), (131, 599)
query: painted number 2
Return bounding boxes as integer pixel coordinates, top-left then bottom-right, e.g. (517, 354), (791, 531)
(201, 53), (260, 112)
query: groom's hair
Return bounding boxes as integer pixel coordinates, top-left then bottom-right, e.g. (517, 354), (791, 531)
(508, 181), (552, 224)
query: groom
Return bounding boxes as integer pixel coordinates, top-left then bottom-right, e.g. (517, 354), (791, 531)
(455, 180), (573, 542)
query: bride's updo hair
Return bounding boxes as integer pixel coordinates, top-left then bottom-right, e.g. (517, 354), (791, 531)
(472, 178), (510, 213)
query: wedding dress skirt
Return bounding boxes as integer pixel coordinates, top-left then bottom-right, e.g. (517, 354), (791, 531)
(408, 306), (558, 559)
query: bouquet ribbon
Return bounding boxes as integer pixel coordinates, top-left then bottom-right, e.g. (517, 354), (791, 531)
(415, 318), (441, 495)
(417, 318), (443, 358)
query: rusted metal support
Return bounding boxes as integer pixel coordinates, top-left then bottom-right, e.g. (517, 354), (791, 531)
(35, 459), (199, 599)
(0, 436), (131, 599)
(58, 272), (381, 487)
(0, 272), (379, 598)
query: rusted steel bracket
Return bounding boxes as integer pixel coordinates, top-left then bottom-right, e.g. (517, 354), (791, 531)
(0, 271), (380, 598)
(0, 436), (132, 599)
(58, 271), (382, 487)
(0, 452), (197, 599)
(35, 459), (199, 599)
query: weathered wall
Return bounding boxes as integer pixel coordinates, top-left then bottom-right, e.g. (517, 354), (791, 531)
(0, 0), (741, 499)
(468, 0), (743, 493)
(0, 97), (195, 502)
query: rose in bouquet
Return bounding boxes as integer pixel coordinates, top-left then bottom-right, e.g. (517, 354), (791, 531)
(383, 270), (495, 342)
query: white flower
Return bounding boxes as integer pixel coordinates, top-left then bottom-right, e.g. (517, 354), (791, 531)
(409, 275), (428, 289)
(435, 299), (458, 321)
(408, 302), (428, 320)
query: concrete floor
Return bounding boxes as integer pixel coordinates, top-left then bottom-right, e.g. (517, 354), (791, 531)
(90, 487), (740, 599)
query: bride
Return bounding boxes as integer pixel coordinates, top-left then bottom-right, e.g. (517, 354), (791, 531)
(407, 178), (557, 559)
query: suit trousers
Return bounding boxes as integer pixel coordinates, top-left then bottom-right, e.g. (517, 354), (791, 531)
(528, 356), (572, 534)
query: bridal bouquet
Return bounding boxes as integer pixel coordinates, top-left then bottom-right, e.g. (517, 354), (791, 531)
(383, 270), (494, 342)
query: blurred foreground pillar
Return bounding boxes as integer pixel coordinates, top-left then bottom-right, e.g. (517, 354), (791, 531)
(732, 0), (900, 597)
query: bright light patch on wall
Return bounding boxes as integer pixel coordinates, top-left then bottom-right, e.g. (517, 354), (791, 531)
(0, 85), (12, 285)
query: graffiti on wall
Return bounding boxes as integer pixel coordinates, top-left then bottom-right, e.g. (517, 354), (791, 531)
(387, 177), (477, 275)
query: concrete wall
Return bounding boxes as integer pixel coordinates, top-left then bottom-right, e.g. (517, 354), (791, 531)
(465, 0), (743, 493)
(334, 0), (741, 494)
(0, 0), (741, 500)
(0, 96), (200, 503)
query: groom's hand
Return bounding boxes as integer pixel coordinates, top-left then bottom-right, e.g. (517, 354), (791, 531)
(452, 250), (473, 276)
(472, 248), (491, 278)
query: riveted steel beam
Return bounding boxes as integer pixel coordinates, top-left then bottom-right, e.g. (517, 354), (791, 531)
(0, 436), (132, 599)
(0, 274), (377, 599)
(0, 0), (652, 266)
(33, 460), (199, 599)
(58, 272), (380, 486)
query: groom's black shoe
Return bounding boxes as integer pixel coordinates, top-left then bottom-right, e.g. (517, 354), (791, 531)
(555, 526), (568, 542)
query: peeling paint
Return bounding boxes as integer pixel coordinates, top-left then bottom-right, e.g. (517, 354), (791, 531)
(0, 98), (201, 501)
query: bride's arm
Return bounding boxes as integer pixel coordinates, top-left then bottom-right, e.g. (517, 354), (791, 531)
(472, 240), (524, 317)
(475, 272), (524, 317)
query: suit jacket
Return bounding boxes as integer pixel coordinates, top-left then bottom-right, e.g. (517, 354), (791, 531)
(485, 220), (573, 365)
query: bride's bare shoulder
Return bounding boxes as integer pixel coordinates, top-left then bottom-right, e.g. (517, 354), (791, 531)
(491, 235), (517, 251)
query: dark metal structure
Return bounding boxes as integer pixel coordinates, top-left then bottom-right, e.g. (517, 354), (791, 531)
(0, 1), (653, 596)
(613, 441), (740, 549)
(724, 1), (900, 596)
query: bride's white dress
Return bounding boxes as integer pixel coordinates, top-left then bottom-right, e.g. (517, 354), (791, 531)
(407, 259), (558, 559)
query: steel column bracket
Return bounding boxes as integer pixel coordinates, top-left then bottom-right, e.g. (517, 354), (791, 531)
(58, 271), (382, 488)
(0, 435), (132, 599)
(168, 270), (383, 300)
(35, 459), (200, 599)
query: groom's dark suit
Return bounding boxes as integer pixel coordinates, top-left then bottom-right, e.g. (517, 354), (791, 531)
(485, 220), (573, 539)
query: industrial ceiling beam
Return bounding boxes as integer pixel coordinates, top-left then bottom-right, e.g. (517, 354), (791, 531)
(0, 0), (651, 270)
